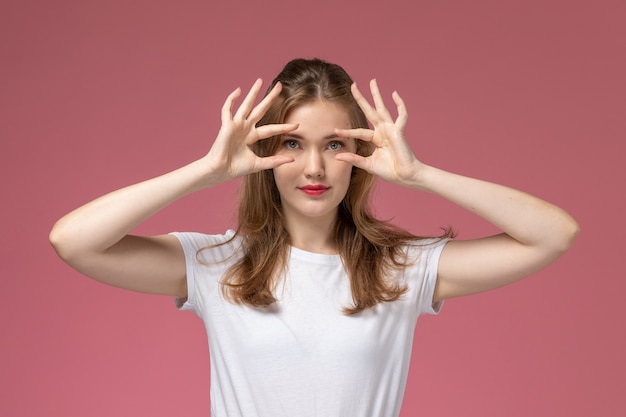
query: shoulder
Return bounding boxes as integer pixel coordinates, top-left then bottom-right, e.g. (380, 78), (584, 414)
(170, 230), (241, 259)
(401, 237), (452, 278)
(405, 237), (452, 258)
(170, 229), (236, 247)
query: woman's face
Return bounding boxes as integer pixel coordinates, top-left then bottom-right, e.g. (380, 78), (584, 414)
(273, 100), (357, 226)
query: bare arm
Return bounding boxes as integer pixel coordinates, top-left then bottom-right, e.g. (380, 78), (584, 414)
(49, 159), (215, 297)
(409, 166), (579, 302)
(49, 79), (297, 297)
(336, 80), (579, 302)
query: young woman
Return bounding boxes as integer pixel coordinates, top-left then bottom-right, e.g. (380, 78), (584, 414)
(49, 58), (579, 417)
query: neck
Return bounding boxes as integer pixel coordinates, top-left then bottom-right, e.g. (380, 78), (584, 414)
(283, 212), (338, 254)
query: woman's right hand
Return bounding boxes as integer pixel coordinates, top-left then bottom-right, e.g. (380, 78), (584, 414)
(203, 79), (298, 184)
(50, 79), (296, 297)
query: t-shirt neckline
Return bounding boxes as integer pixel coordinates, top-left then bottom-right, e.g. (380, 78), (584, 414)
(288, 245), (342, 264)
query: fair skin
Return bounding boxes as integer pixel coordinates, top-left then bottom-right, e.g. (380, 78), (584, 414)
(273, 101), (357, 254)
(49, 78), (579, 303)
(335, 80), (579, 301)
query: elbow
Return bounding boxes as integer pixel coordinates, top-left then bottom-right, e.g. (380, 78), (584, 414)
(49, 221), (66, 258)
(553, 216), (581, 255)
(49, 219), (78, 262)
(568, 219), (581, 248)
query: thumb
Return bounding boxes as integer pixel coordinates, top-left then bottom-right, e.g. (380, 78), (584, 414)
(254, 155), (294, 172)
(335, 152), (368, 170)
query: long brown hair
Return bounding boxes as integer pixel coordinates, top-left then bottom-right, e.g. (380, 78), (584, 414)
(218, 58), (451, 314)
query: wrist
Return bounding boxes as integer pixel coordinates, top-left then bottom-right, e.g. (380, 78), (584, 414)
(403, 163), (437, 191)
(183, 156), (230, 193)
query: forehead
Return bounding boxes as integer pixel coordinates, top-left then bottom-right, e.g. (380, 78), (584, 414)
(284, 101), (351, 135)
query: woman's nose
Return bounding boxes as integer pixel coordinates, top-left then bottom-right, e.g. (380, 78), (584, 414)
(303, 150), (324, 178)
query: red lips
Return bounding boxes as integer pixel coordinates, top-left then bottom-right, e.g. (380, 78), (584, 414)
(300, 184), (329, 190)
(299, 184), (330, 195)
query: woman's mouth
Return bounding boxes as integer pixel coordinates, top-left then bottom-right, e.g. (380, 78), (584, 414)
(299, 185), (330, 196)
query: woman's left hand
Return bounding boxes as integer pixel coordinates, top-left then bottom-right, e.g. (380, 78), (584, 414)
(335, 80), (424, 186)
(338, 82), (579, 304)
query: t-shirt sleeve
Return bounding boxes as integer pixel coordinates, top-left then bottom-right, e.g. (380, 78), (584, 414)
(409, 237), (451, 316)
(169, 230), (237, 316)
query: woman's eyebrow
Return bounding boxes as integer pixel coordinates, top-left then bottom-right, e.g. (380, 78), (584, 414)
(283, 133), (341, 140)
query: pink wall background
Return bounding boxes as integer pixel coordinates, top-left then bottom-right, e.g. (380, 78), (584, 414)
(1, 0), (624, 415)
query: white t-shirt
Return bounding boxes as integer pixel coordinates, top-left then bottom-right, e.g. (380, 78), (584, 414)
(172, 230), (449, 417)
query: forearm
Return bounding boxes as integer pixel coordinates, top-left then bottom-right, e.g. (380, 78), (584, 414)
(50, 156), (219, 258)
(408, 164), (579, 251)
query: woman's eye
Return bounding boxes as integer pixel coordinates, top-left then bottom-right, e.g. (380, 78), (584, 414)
(284, 140), (299, 150)
(328, 141), (342, 151)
